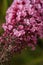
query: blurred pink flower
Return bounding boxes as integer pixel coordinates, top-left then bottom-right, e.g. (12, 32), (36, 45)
(0, 0), (43, 62)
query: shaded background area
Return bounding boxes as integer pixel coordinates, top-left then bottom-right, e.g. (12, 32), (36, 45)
(0, 0), (43, 65)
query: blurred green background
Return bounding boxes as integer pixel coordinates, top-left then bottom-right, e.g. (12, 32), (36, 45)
(0, 0), (43, 65)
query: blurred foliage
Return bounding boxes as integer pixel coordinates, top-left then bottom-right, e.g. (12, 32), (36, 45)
(0, 0), (43, 65)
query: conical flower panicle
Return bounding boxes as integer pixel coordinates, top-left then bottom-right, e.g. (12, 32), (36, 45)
(0, 0), (43, 62)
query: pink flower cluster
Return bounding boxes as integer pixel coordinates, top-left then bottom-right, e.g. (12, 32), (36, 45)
(0, 0), (43, 62)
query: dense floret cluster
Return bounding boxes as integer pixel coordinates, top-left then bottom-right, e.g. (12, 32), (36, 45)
(0, 0), (43, 62)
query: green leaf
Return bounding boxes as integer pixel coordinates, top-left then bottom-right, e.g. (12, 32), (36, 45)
(1, 0), (8, 16)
